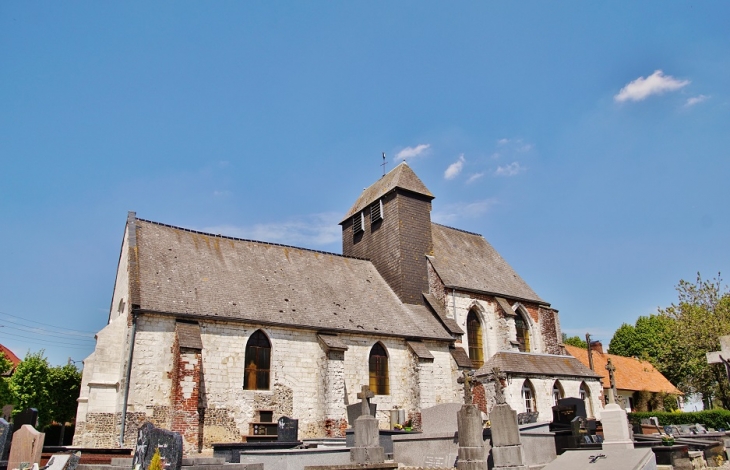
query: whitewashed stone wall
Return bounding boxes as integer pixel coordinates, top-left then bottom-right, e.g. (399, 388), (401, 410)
(491, 376), (603, 422)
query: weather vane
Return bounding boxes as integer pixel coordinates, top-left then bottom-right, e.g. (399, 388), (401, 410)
(381, 152), (387, 176)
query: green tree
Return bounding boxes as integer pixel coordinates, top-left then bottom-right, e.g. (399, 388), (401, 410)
(608, 315), (675, 361)
(660, 274), (730, 409)
(562, 334), (588, 349)
(48, 363), (82, 444)
(10, 351), (51, 427)
(608, 323), (639, 356)
(0, 351), (16, 408)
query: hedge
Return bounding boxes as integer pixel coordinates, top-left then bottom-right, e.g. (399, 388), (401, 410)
(628, 410), (730, 430)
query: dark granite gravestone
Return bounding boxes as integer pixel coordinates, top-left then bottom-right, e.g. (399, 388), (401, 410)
(12, 409), (38, 433)
(346, 402), (376, 427)
(0, 418), (11, 461)
(277, 417), (298, 442)
(132, 423), (183, 470)
(557, 398), (586, 420)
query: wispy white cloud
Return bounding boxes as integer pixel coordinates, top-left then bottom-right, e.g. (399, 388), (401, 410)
(685, 94), (709, 107)
(614, 70), (690, 102)
(396, 144), (430, 160)
(490, 152), (501, 159)
(432, 199), (498, 225)
(497, 138), (510, 145)
(466, 172), (485, 184)
(495, 162), (525, 176)
(444, 154), (465, 180)
(203, 212), (341, 249)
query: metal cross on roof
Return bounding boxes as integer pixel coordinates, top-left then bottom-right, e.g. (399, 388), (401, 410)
(381, 152), (388, 176)
(357, 385), (375, 417)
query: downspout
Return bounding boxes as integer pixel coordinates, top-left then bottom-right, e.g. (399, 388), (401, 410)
(119, 311), (138, 447)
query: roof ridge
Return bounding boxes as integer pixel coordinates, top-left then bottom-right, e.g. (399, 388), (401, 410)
(134, 216), (370, 262)
(432, 222), (483, 237)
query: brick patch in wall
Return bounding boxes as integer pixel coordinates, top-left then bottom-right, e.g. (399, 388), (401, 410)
(323, 418), (347, 438)
(472, 383), (487, 414)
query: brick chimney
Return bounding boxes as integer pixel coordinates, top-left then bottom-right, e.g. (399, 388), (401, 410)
(590, 341), (603, 354)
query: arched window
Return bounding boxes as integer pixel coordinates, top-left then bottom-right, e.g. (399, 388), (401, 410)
(580, 382), (593, 417)
(466, 310), (484, 369)
(515, 314), (531, 352)
(369, 343), (389, 395)
(552, 381), (564, 406)
(521, 380), (536, 413)
(244, 330), (271, 390)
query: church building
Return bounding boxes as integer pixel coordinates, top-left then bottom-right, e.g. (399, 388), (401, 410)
(74, 162), (602, 453)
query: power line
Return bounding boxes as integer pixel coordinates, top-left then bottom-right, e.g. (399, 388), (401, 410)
(0, 330), (97, 349)
(0, 321), (95, 342)
(0, 310), (98, 335)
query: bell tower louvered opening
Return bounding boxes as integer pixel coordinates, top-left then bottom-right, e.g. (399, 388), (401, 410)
(370, 199), (383, 223)
(353, 212), (364, 234)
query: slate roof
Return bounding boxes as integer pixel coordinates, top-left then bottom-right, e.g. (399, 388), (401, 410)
(475, 351), (601, 379)
(564, 344), (681, 395)
(130, 218), (452, 341)
(428, 224), (546, 305)
(341, 162), (434, 222)
(423, 293), (464, 335)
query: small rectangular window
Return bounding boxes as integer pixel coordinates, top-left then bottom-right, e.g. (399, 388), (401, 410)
(370, 199), (383, 223)
(353, 212), (364, 234)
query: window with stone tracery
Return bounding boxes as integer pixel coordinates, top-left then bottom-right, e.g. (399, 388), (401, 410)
(466, 310), (484, 369)
(244, 330), (271, 390)
(369, 342), (389, 395)
(515, 314), (531, 353)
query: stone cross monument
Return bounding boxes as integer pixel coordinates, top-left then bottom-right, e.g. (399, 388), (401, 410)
(605, 358), (618, 405)
(457, 370), (474, 404)
(350, 385), (385, 464)
(486, 367), (508, 405)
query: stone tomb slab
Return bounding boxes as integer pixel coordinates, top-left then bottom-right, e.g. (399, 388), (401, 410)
(132, 422), (183, 470)
(7, 425), (44, 470)
(420, 403), (461, 434)
(541, 448), (657, 470)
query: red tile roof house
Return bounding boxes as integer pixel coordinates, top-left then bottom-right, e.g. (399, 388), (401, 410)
(74, 162), (602, 453)
(0, 344), (21, 376)
(565, 342), (682, 413)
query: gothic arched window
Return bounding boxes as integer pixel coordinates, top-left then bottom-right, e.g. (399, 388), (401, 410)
(580, 382), (593, 417)
(466, 310), (484, 369)
(552, 381), (564, 406)
(244, 330), (271, 390)
(515, 314), (531, 353)
(522, 380), (536, 413)
(369, 343), (390, 395)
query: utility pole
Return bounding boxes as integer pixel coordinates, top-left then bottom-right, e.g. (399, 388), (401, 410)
(586, 333), (594, 371)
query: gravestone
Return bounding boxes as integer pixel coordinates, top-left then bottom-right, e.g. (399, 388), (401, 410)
(0, 418), (11, 461)
(455, 370), (487, 470)
(490, 403), (527, 470)
(349, 385), (385, 464)
(552, 397), (587, 425)
(2, 406), (12, 422)
(7, 425), (44, 470)
(601, 404), (634, 450)
(132, 422), (183, 470)
(421, 403), (461, 434)
(346, 402), (376, 427)
(12, 409), (38, 433)
(43, 452), (81, 470)
(277, 416), (298, 442)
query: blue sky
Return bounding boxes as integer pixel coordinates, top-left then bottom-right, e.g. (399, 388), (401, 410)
(1, 2), (728, 366)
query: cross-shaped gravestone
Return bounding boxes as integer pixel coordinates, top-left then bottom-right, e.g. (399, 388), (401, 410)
(706, 335), (730, 381)
(456, 370), (474, 404)
(605, 358), (617, 404)
(486, 367), (508, 405)
(357, 385), (375, 417)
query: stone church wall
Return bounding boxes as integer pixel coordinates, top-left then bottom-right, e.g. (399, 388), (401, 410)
(78, 314), (459, 452)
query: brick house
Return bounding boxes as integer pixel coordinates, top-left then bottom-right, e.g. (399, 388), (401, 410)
(74, 162), (602, 452)
(565, 343), (682, 412)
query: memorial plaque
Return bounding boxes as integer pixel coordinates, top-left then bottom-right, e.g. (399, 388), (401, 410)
(277, 416), (298, 442)
(132, 422), (183, 470)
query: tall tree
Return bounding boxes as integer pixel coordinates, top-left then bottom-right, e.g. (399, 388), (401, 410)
(0, 352), (15, 408)
(10, 351), (51, 427)
(48, 363), (82, 444)
(562, 333), (588, 349)
(660, 274), (730, 408)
